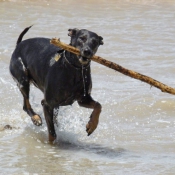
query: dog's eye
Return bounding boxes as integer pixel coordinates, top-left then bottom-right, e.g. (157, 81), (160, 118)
(91, 39), (98, 47)
(79, 36), (87, 42)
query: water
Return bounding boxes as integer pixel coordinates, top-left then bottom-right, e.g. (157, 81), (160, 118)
(1, 0), (175, 174)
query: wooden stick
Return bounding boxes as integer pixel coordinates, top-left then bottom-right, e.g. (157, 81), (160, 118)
(50, 38), (175, 95)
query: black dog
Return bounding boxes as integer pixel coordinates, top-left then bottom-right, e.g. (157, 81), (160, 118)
(9, 26), (103, 141)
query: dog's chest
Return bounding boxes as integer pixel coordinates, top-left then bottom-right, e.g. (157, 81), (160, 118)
(73, 68), (91, 95)
(45, 64), (92, 107)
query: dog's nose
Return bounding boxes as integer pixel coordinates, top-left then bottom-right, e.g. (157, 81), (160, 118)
(83, 48), (91, 57)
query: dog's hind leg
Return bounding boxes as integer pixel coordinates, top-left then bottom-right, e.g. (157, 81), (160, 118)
(20, 83), (42, 126)
(10, 57), (42, 126)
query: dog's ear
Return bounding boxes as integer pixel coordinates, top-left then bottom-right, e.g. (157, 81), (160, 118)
(68, 28), (79, 37)
(99, 36), (104, 45)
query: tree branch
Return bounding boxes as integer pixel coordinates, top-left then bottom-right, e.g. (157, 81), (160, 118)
(50, 38), (175, 95)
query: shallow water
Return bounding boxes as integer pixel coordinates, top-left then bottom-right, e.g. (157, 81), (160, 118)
(1, 0), (175, 174)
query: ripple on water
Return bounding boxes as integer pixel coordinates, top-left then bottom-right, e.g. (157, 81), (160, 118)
(1, 0), (175, 174)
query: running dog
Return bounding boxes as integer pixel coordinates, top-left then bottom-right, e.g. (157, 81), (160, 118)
(10, 26), (103, 141)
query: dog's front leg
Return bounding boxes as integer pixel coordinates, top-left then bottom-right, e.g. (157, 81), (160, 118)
(78, 96), (102, 136)
(41, 100), (56, 142)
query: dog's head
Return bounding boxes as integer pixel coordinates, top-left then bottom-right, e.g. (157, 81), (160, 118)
(68, 28), (103, 65)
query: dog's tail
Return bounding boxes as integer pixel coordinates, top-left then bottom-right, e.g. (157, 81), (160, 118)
(16, 25), (33, 45)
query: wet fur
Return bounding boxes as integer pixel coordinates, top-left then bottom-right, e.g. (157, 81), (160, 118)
(9, 26), (103, 141)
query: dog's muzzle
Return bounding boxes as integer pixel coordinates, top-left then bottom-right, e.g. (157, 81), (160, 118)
(78, 48), (92, 65)
(78, 56), (90, 65)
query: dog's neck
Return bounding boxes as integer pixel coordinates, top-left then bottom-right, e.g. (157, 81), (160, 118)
(63, 50), (91, 96)
(64, 51), (90, 69)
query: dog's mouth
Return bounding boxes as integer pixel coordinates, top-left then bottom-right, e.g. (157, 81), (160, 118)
(78, 56), (90, 65)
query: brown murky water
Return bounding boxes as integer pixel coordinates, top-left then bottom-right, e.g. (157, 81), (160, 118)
(1, 0), (175, 174)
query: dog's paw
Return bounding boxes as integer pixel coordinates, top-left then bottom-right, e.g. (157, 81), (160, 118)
(31, 115), (42, 126)
(86, 120), (98, 136)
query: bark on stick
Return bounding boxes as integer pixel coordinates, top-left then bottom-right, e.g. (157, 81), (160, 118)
(50, 38), (175, 95)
